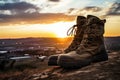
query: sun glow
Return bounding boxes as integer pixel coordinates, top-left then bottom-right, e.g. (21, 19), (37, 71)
(50, 22), (75, 38)
(1, 17), (120, 39)
(40, 22), (75, 38)
(0, 22), (75, 38)
(56, 32), (67, 38)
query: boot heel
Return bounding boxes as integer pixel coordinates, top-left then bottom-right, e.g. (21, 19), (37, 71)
(92, 52), (108, 63)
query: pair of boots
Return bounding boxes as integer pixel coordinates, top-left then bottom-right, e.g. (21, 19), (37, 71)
(48, 15), (108, 68)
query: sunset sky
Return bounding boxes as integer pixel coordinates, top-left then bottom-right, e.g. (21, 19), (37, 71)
(0, 0), (120, 38)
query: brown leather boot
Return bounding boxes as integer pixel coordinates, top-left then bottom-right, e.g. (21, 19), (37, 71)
(57, 15), (108, 68)
(48, 16), (86, 66)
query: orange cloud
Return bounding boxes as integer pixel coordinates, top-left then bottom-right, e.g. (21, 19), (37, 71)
(0, 13), (75, 26)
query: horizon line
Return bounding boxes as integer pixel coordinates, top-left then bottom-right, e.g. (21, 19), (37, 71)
(0, 36), (120, 40)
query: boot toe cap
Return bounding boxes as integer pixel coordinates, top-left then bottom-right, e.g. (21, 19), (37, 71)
(48, 55), (59, 66)
(58, 54), (91, 69)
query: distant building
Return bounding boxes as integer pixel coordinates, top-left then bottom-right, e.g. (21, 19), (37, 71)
(43, 47), (56, 51)
(0, 51), (8, 54)
(0, 51), (8, 59)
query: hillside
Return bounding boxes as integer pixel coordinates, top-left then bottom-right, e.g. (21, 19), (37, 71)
(0, 37), (120, 80)
(1, 51), (120, 80)
(29, 51), (120, 80)
(0, 37), (120, 51)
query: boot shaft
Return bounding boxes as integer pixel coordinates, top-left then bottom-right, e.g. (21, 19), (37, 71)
(64, 16), (86, 53)
(77, 15), (106, 55)
(85, 15), (106, 43)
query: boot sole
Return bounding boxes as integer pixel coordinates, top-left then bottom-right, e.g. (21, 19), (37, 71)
(58, 54), (92, 69)
(58, 52), (108, 69)
(48, 52), (108, 67)
(92, 51), (108, 63)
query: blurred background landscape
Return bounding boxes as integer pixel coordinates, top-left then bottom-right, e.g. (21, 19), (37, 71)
(0, 37), (120, 53)
(0, 0), (120, 80)
(0, 37), (120, 80)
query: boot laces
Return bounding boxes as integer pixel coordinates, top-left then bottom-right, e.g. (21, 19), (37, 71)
(67, 25), (78, 36)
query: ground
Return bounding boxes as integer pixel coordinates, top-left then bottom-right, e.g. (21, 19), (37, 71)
(30, 51), (120, 80)
(0, 51), (120, 80)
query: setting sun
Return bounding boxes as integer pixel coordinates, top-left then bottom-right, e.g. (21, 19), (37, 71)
(51, 22), (75, 38)
(56, 32), (67, 38)
(38, 22), (75, 38)
(0, 22), (75, 39)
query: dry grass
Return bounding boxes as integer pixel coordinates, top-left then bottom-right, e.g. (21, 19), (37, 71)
(0, 59), (51, 80)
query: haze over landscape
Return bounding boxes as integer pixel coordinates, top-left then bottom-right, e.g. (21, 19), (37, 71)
(0, 1), (120, 80)
(0, 0), (120, 39)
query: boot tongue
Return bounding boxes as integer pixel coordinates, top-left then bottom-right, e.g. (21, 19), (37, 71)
(86, 15), (105, 36)
(87, 15), (100, 20)
(87, 15), (102, 26)
(76, 16), (86, 26)
(67, 16), (86, 36)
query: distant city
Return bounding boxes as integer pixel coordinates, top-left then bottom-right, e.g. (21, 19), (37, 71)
(0, 37), (120, 70)
(0, 37), (119, 59)
(0, 37), (120, 52)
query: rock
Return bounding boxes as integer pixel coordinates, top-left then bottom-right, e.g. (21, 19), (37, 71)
(31, 51), (120, 80)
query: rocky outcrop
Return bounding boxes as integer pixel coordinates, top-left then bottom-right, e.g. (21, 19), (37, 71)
(30, 51), (120, 80)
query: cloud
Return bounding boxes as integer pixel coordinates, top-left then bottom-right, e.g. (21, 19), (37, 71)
(0, 1), (75, 26)
(67, 8), (75, 14)
(0, 12), (75, 25)
(81, 6), (102, 12)
(106, 2), (120, 15)
(1, 1), (119, 26)
(0, 2), (39, 14)
(66, 6), (102, 16)
(66, 2), (120, 17)
(48, 0), (60, 2)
